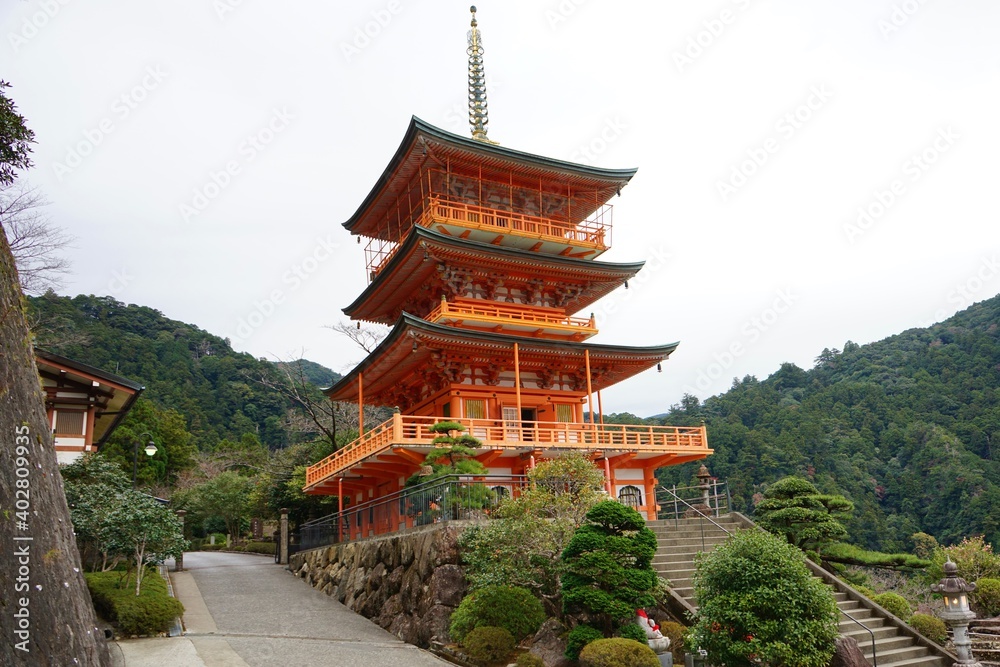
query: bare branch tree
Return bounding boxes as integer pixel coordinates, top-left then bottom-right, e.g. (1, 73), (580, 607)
(1, 182), (74, 294)
(326, 320), (389, 354)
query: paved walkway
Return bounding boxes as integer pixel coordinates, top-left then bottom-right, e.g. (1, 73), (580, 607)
(115, 551), (450, 667)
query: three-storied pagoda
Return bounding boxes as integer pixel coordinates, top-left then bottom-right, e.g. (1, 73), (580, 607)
(305, 7), (710, 529)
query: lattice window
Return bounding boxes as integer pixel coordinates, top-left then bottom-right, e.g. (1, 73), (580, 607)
(618, 485), (643, 508)
(54, 410), (85, 435)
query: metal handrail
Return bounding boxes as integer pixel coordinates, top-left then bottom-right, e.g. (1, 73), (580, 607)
(656, 485), (732, 551)
(841, 607), (878, 667)
(657, 492), (879, 666)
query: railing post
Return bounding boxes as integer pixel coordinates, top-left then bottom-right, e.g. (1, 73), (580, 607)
(392, 411), (403, 441)
(672, 484), (678, 530)
(174, 510), (186, 572)
(279, 508), (289, 565)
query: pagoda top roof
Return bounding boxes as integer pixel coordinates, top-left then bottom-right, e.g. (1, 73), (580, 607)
(343, 116), (637, 237)
(344, 225), (644, 323)
(325, 313), (677, 407)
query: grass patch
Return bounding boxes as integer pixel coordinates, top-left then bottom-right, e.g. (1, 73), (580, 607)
(85, 570), (184, 637)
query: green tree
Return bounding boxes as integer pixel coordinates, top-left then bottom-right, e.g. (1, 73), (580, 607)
(460, 453), (605, 614)
(105, 492), (187, 596)
(560, 501), (659, 635)
(62, 455), (133, 571)
(754, 476), (852, 556)
(193, 470), (254, 542)
(690, 530), (839, 667)
(408, 421), (489, 483)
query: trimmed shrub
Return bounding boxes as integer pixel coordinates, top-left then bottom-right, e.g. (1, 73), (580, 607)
(86, 570), (184, 636)
(237, 541), (276, 555)
(658, 621), (687, 661)
(449, 585), (545, 643)
(515, 652), (545, 667)
(462, 626), (515, 665)
(565, 625), (604, 661)
(872, 592), (912, 622)
(617, 623), (647, 643)
(973, 577), (1000, 617)
(561, 501), (659, 632)
(579, 638), (659, 667)
(910, 613), (948, 644)
(690, 529), (839, 667)
(853, 584), (876, 599)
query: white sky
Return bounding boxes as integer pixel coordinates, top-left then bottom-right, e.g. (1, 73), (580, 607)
(4, 0), (999, 418)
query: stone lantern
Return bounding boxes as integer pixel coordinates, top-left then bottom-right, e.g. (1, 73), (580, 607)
(931, 559), (982, 667)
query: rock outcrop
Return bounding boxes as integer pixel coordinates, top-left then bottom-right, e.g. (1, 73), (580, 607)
(290, 524), (467, 647)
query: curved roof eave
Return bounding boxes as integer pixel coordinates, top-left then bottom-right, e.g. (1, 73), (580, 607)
(324, 312), (678, 397)
(343, 226), (646, 318)
(342, 116), (638, 233)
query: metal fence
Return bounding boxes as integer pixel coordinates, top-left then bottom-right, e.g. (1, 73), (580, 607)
(294, 475), (529, 552)
(655, 480), (730, 524)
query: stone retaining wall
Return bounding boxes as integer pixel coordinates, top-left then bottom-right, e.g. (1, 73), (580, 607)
(290, 523), (469, 647)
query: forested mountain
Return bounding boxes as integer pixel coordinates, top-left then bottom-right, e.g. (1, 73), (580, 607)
(27, 292), (340, 450)
(647, 294), (1000, 553)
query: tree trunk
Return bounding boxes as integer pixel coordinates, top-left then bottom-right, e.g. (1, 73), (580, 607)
(0, 229), (112, 664)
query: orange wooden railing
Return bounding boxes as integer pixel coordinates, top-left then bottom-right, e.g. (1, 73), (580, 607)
(304, 414), (709, 489)
(363, 196), (612, 281)
(425, 299), (596, 333)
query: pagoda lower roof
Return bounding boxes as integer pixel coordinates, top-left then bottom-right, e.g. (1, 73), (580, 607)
(344, 117), (637, 240)
(345, 226), (644, 324)
(325, 313), (678, 407)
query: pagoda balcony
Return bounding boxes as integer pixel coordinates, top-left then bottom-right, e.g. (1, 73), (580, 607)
(426, 297), (597, 340)
(364, 195), (612, 281)
(304, 414), (709, 494)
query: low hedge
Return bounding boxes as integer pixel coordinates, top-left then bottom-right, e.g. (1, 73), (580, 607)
(579, 638), (659, 667)
(86, 570), (184, 637)
(910, 613), (948, 644)
(193, 541), (275, 554)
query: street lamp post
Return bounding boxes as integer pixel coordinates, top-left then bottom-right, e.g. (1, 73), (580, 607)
(132, 432), (158, 488)
(931, 559), (983, 667)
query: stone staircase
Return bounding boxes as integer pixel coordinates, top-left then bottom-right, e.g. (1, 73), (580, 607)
(649, 514), (953, 667)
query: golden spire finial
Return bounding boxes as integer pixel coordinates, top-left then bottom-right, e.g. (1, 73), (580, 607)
(467, 5), (495, 143)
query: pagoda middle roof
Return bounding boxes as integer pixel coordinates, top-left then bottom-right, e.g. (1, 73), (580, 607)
(345, 226), (644, 323)
(343, 116), (637, 239)
(325, 313), (678, 406)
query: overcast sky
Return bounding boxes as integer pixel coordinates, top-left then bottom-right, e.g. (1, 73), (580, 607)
(4, 0), (999, 418)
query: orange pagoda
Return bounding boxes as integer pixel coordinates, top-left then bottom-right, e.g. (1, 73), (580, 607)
(304, 7), (710, 526)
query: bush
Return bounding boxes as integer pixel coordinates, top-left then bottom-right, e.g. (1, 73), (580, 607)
(449, 585), (545, 643)
(929, 536), (1000, 583)
(462, 626), (515, 665)
(86, 570), (184, 636)
(565, 625), (604, 661)
(690, 529), (839, 667)
(515, 653), (545, 667)
(853, 584), (876, 598)
(561, 501), (659, 631)
(658, 621), (687, 661)
(973, 577), (1000, 617)
(617, 623), (647, 643)
(237, 541), (276, 555)
(872, 592), (912, 622)
(579, 638), (659, 667)
(910, 613), (948, 644)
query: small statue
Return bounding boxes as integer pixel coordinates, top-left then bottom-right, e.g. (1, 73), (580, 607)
(636, 609), (664, 639)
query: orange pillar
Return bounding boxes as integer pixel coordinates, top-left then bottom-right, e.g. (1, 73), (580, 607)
(603, 456), (612, 495)
(585, 349), (594, 426)
(337, 477), (344, 540)
(597, 390), (604, 425)
(358, 373), (364, 436)
(643, 468), (658, 521)
(513, 343), (522, 417)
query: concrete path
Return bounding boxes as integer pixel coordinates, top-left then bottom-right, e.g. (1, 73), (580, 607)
(116, 551), (450, 667)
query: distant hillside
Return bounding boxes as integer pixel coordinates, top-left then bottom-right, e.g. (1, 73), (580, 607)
(642, 294), (1000, 552)
(28, 293), (340, 449)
